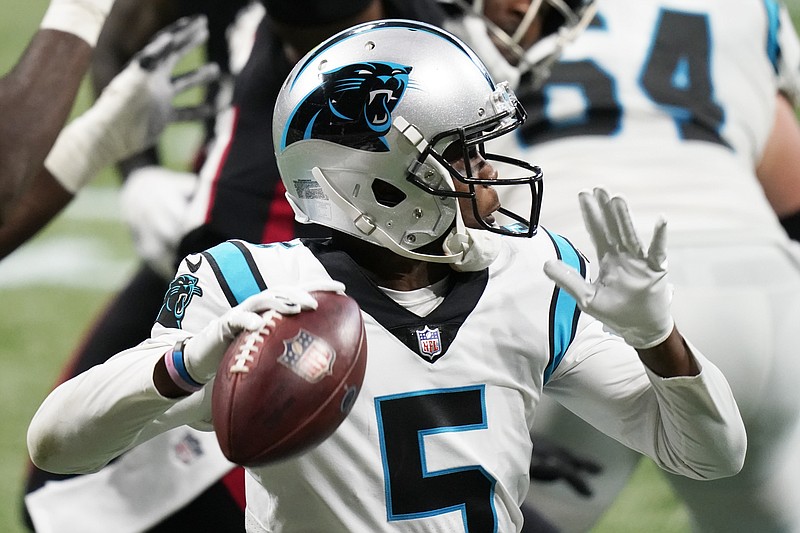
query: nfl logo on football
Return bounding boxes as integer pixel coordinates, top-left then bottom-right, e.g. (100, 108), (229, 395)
(279, 330), (336, 383)
(416, 326), (442, 360)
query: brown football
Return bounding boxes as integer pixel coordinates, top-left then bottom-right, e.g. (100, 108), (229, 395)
(212, 291), (367, 467)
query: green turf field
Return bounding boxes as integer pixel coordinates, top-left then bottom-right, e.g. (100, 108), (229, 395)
(2, 2), (800, 532)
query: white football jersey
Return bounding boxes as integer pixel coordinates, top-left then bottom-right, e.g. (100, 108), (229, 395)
(28, 237), (745, 533)
(486, 0), (800, 251)
(150, 238), (740, 532)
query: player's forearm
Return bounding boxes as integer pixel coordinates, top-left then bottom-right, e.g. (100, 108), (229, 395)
(634, 327), (699, 377)
(636, 329), (747, 479)
(27, 341), (187, 474)
(0, 31), (91, 215)
(642, 341), (746, 480)
(0, 167), (73, 260)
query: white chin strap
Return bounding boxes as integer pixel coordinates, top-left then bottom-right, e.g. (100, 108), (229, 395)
(443, 203), (501, 273)
(309, 167), (463, 264)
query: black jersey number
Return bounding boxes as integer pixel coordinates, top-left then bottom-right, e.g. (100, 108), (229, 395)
(518, 9), (728, 148)
(375, 386), (498, 531)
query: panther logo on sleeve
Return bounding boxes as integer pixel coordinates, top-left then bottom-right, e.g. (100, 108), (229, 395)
(282, 61), (412, 152)
(156, 274), (203, 329)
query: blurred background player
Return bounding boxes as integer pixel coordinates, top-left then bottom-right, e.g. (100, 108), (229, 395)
(14, 15), (231, 533)
(472, 0), (800, 531)
(0, 0), (116, 220)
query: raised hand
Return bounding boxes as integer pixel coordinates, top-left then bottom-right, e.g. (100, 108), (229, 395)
(543, 187), (674, 349)
(44, 15), (220, 193)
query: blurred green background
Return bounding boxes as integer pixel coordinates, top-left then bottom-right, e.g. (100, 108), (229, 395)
(2, 1), (800, 532)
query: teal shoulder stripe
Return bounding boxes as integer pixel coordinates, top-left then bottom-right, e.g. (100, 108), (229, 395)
(203, 241), (267, 306)
(544, 230), (584, 383)
(764, 0), (781, 72)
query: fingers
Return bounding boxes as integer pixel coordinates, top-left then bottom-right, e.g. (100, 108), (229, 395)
(574, 455), (603, 474)
(578, 189), (612, 258)
(236, 282), (347, 318)
(172, 103), (217, 123)
(300, 280), (347, 295)
(222, 309), (269, 338)
(171, 62), (220, 95)
(607, 195), (644, 258)
(138, 15), (209, 72)
(268, 287), (320, 313)
(647, 217), (668, 271)
(137, 31), (174, 72)
(581, 187), (659, 262)
(239, 287), (319, 315)
(565, 473), (594, 497)
(543, 260), (593, 307)
(168, 15), (210, 57)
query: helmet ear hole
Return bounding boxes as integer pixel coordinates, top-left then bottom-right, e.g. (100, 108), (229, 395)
(372, 179), (407, 208)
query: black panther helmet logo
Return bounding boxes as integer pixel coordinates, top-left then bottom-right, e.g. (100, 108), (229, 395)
(281, 61), (412, 152)
(156, 274), (203, 329)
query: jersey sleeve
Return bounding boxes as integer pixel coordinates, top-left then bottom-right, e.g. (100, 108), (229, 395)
(27, 246), (238, 475)
(545, 320), (746, 480)
(26, 339), (202, 474)
(26, 240), (331, 475)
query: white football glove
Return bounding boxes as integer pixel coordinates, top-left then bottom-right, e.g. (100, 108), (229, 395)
(182, 280), (347, 384)
(120, 166), (197, 280)
(45, 14), (220, 193)
(543, 187), (674, 349)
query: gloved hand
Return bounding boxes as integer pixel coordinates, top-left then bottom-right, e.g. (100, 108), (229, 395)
(45, 14), (220, 193)
(182, 281), (346, 384)
(543, 187), (674, 349)
(530, 437), (602, 497)
(120, 166), (197, 280)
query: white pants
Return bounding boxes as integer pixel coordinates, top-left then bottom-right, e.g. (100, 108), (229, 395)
(25, 428), (235, 533)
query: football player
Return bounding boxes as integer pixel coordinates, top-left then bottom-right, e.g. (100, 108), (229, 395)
(27, 20), (746, 533)
(0, 0), (116, 221)
(16, 1), (601, 531)
(475, 0), (800, 531)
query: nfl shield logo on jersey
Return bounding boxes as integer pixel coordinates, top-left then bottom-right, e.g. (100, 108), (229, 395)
(416, 326), (442, 360)
(279, 329), (336, 383)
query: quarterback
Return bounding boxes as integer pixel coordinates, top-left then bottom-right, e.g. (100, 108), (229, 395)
(28, 21), (745, 532)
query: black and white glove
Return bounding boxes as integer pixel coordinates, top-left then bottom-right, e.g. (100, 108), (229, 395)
(543, 187), (674, 349)
(45, 15), (220, 193)
(180, 281), (346, 385)
(530, 438), (602, 497)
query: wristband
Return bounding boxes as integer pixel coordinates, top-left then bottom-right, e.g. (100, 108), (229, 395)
(44, 114), (105, 193)
(39, 0), (115, 47)
(44, 64), (141, 193)
(164, 339), (204, 392)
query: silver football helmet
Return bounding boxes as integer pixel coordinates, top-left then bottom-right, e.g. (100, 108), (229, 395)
(273, 19), (542, 264)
